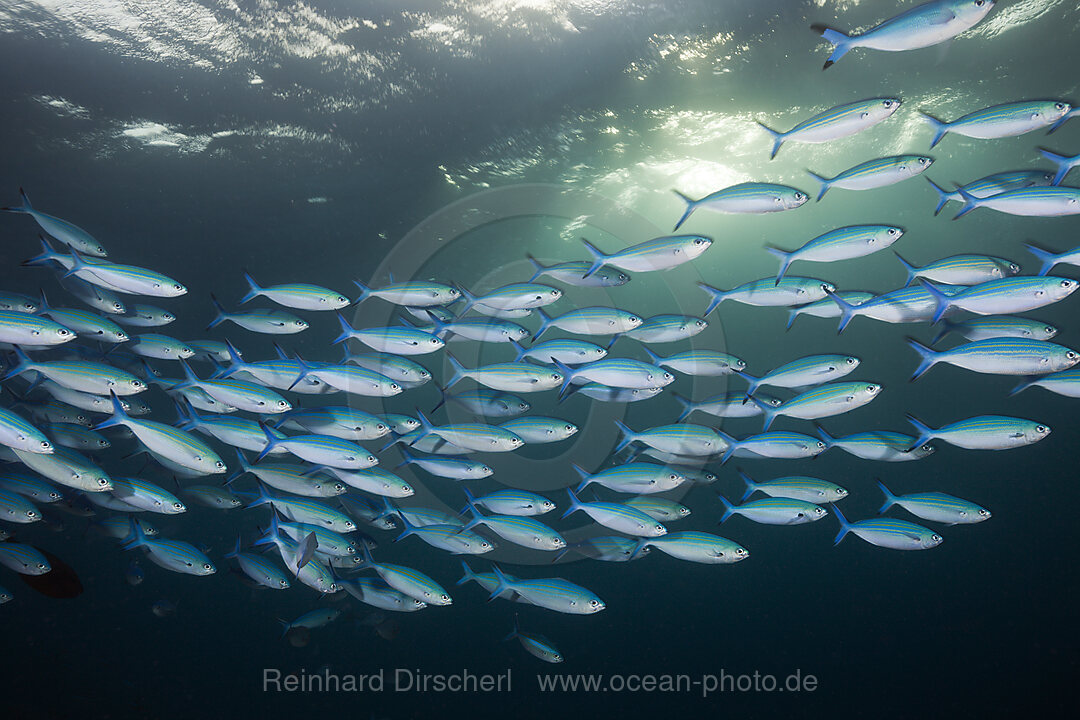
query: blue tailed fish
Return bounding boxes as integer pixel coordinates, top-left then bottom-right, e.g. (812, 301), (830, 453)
(614, 420), (723, 457)
(62, 248), (186, 297)
(459, 284), (561, 312)
(253, 519), (339, 592)
(0, 473), (63, 503)
(96, 394), (226, 475)
(811, 0), (996, 70)
(1010, 368), (1080, 398)
(353, 279), (459, 307)
(573, 462), (685, 495)
(43, 424), (108, 454)
(0, 407), (53, 454)
(224, 537), (290, 589)
(878, 480), (990, 525)
(833, 505), (943, 551)
(768, 225), (903, 283)
(918, 277), (1078, 323)
(176, 360), (291, 413)
(276, 406), (389, 441)
(926, 171), (1054, 216)
(456, 561), (525, 600)
(257, 424), (377, 469)
(36, 289), (128, 342)
(444, 354), (562, 394)
(504, 616), (563, 663)
(932, 316), (1057, 344)
(487, 565), (604, 614)
(309, 465), (413, 498)
(228, 452), (345, 497)
(4, 347), (146, 395)
(356, 545), (452, 606)
(1025, 242), (1080, 277)
(527, 255), (629, 287)
(816, 427), (935, 462)
(333, 313), (443, 355)
(673, 392), (781, 421)
(396, 410), (523, 453)
(556, 537), (642, 563)
(718, 430), (827, 464)
(618, 315), (707, 344)
(568, 384), (663, 403)
(719, 496), (826, 525)
(55, 274), (124, 314)
(2, 188), (108, 256)
(247, 483), (356, 531)
(906, 414), (1050, 451)
(580, 235), (712, 278)
(808, 156), (933, 201)
(954, 186), (1080, 219)
(341, 577), (427, 612)
(181, 485), (243, 509)
(432, 389), (529, 417)
(672, 183), (808, 230)
(110, 477), (186, 514)
(700, 278), (834, 316)
(738, 354), (859, 395)
(752, 382), (881, 431)
(121, 521), (215, 576)
(11, 445), (112, 492)
(239, 272), (349, 310)
(623, 496), (690, 522)
(633, 532), (748, 564)
(553, 357), (671, 395)
(786, 291), (874, 330)
(513, 338), (607, 365)
(498, 416), (577, 444)
(920, 101), (1071, 148)
(396, 447), (492, 480)
(276, 521), (355, 558)
(287, 356), (401, 397)
(1038, 148), (1080, 186)
(895, 253), (1020, 286)
(533, 306), (641, 340)
(0, 487), (41, 523)
(339, 495), (397, 531)
(208, 295), (306, 334)
(0, 543), (51, 575)
(908, 337), (1078, 380)
(277, 610), (340, 636)
(395, 513), (493, 555)
(738, 468), (847, 503)
(461, 505), (566, 550)
(215, 341), (327, 394)
(0, 292), (38, 312)
(757, 98), (901, 158)
(117, 305), (175, 327)
(424, 314), (530, 343)
(644, 349), (743, 377)
(463, 488), (554, 516)
(827, 284), (964, 333)
(128, 333), (194, 360)
(345, 352), (429, 387)
(0, 310), (76, 346)
(562, 488), (666, 536)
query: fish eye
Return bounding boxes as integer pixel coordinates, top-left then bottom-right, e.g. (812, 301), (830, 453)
(172, 502), (183, 510)
(37, 563), (46, 569)
(1055, 102), (1066, 110)
(203, 563), (212, 570)
(27, 510), (37, 518)
(1036, 425), (1048, 433)
(215, 461), (225, 468)
(883, 100), (894, 108)
(1046, 326), (1056, 334)
(98, 478), (109, 486)
(1061, 280), (1073, 288)
(795, 192), (806, 201)
(817, 441), (826, 448)
(919, 157), (930, 164)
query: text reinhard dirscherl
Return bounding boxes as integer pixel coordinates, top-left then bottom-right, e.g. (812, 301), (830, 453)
(262, 668), (819, 697)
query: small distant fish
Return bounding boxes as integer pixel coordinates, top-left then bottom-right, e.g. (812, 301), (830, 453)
(807, 155), (933, 201)
(580, 234), (712, 278)
(953, 186), (1080, 219)
(2, 188), (108, 256)
(573, 462), (685, 495)
(121, 521), (215, 576)
(699, 278), (834, 315)
(125, 561), (144, 586)
(128, 333), (194, 360)
(811, 0), (996, 70)
(644, 348), (743, 377)
(240, 272), (349, 311)
(758, 98), (901, 158)
(512, 338), (607, 365)
(738, 468), (847, 504)
(396, 447), (491, 480)
(0, 542), (51, 574)
(487, 565), (604, 615)
(152, 599), (178, 618)
(208, 295), (307, 334)
(432, 389), (529, 418)
(833, 504), (943, 551)
(504, 615), (563, 663)
(719, 495), (827, 525)
(672, 183), (808, 230)
(527, 255), (629, 287)
(926, 171), (1055, 216)
(623, 496), (690, 522)
(115, 304), (175, 327)
(633, 532), (748, 564)
(817, 427), (936, 462)
(181, 485), (243, 509)
(278, 609), (341, 637)
(920, 101), (1071, 149)
(932, 316), (1057, 344)
(0, 291), (38, 313)
(877, 480), (990, 525)
(619, 315), (707, 344)
(895, 252), (1020, 286)
(556, 537), (642, 562)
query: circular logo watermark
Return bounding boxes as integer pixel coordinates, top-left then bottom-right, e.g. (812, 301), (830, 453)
(347, 183), (729, 565)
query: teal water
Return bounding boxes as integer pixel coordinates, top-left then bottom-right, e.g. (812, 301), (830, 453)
(1, 1), (1078, 717)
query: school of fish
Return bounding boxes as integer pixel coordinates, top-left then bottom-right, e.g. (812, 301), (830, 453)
(2, 0), (1079, 663)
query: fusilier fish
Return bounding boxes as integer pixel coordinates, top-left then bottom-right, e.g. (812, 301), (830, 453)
(877, 480), (990, 525)
(832, 505), (943, 551)
(807, 155), (933, 201)
(920, 101), (1071, 148)
(580, 235), (712, 278)
(673, 183), (808, 230)
(757, 98), (901, 158)
(767, 225), (903, 283)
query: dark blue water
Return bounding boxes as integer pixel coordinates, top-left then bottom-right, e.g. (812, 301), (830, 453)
(1, 1), (1078, 717)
